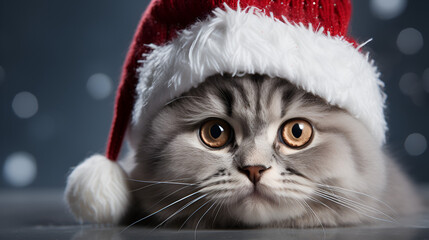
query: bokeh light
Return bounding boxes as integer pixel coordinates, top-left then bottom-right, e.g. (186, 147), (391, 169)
(370, 0), (407, 20)
(397, 28), (424, 55)
(399, 72), (419, 96)
(11, 91), (39, 119)
(423, 68), (429, 93)
(86, 73), (113, 100)
(399, 72), (427, 106)
(3, 152), (37, 187)
(404, 133), (427, 156)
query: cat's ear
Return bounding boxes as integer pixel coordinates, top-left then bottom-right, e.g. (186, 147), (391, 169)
(64, 154), (130, 224)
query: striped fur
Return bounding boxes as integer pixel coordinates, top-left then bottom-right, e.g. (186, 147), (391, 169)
(124, 75), (421, 228)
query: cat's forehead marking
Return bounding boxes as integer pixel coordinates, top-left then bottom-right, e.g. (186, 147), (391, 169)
(250, 74), (264, 116)
(212, 85), (235, 117)
(232, 77), (266, 136)
(228, 78), (251, 109)
(230, 77), (294, 131)
(203, 76), (294, 138)
(179, 74), (332, 138)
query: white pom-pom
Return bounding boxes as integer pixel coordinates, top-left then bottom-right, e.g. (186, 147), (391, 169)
(65, 154), (130, 224)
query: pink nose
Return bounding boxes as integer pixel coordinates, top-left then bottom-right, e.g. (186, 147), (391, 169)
(239, 166), (268, 185)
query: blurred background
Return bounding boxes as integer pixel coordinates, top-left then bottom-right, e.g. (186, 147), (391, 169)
(0, 0), (428, 189)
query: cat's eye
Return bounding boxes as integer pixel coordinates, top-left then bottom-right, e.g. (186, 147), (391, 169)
(199, 119), (232, 148)
(279, 118), (313, 148)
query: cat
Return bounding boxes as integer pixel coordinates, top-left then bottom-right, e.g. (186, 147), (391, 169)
(122, 74), (422, 229)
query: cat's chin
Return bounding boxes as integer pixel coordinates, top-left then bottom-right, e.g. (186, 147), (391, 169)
(229, 189), (303, 226)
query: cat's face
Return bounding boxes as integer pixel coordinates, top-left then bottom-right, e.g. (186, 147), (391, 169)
(129, 75), (386, 228)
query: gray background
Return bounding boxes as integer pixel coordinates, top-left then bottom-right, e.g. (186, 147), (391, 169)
(0, 0), (428, 189)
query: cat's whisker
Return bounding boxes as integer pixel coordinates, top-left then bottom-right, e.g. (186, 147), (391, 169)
(314, 190), (384, 219)
(211, 198), (225, 228)
(130, 182), (194, 192)
(194, 200), (217, 240)
(129, 177), (192, 182)
(179, 198), (212, 231)
(293, 199), (313, 226)
(315, 183), (397, 214)
(121, 191), (202, 233)
(312, 191), (396, 224)
(313, 191), (366, 218)
(130, 182), (162, 192)
(129, 177), (196, 192)
(301, 199), (326, 239)
(147, 185), (194, 210)
(316, 188), (393, 218)
(315, 189), (397, 222)
(151, 193), (208, 231)
(306, 195), (337, 215)
(127, 179), (197, 186)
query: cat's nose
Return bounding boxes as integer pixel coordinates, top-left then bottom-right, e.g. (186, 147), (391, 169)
(239, 165), (269, 185)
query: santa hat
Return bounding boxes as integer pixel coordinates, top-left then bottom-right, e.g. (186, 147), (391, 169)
(65, 0), (386, 224)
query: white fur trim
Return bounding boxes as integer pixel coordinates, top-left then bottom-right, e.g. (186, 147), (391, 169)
(65, 154), (130, 224)
(131, 5), (386, 148)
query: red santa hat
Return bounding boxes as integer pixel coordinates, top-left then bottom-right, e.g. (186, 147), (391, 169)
(65, 0), (386, 224)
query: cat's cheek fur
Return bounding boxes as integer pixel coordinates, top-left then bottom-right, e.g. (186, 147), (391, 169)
(165, 132), (231, 178)
(277, 130), (358, 187)
(327, 115), (388, 193)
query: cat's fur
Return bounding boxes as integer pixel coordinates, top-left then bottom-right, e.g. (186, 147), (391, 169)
(124, 74), (421, 228)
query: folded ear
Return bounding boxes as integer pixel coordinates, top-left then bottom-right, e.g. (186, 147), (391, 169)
(65, 154), (130, 224)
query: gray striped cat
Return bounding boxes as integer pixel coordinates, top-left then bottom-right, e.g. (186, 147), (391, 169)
(124, 74), (421, 228)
